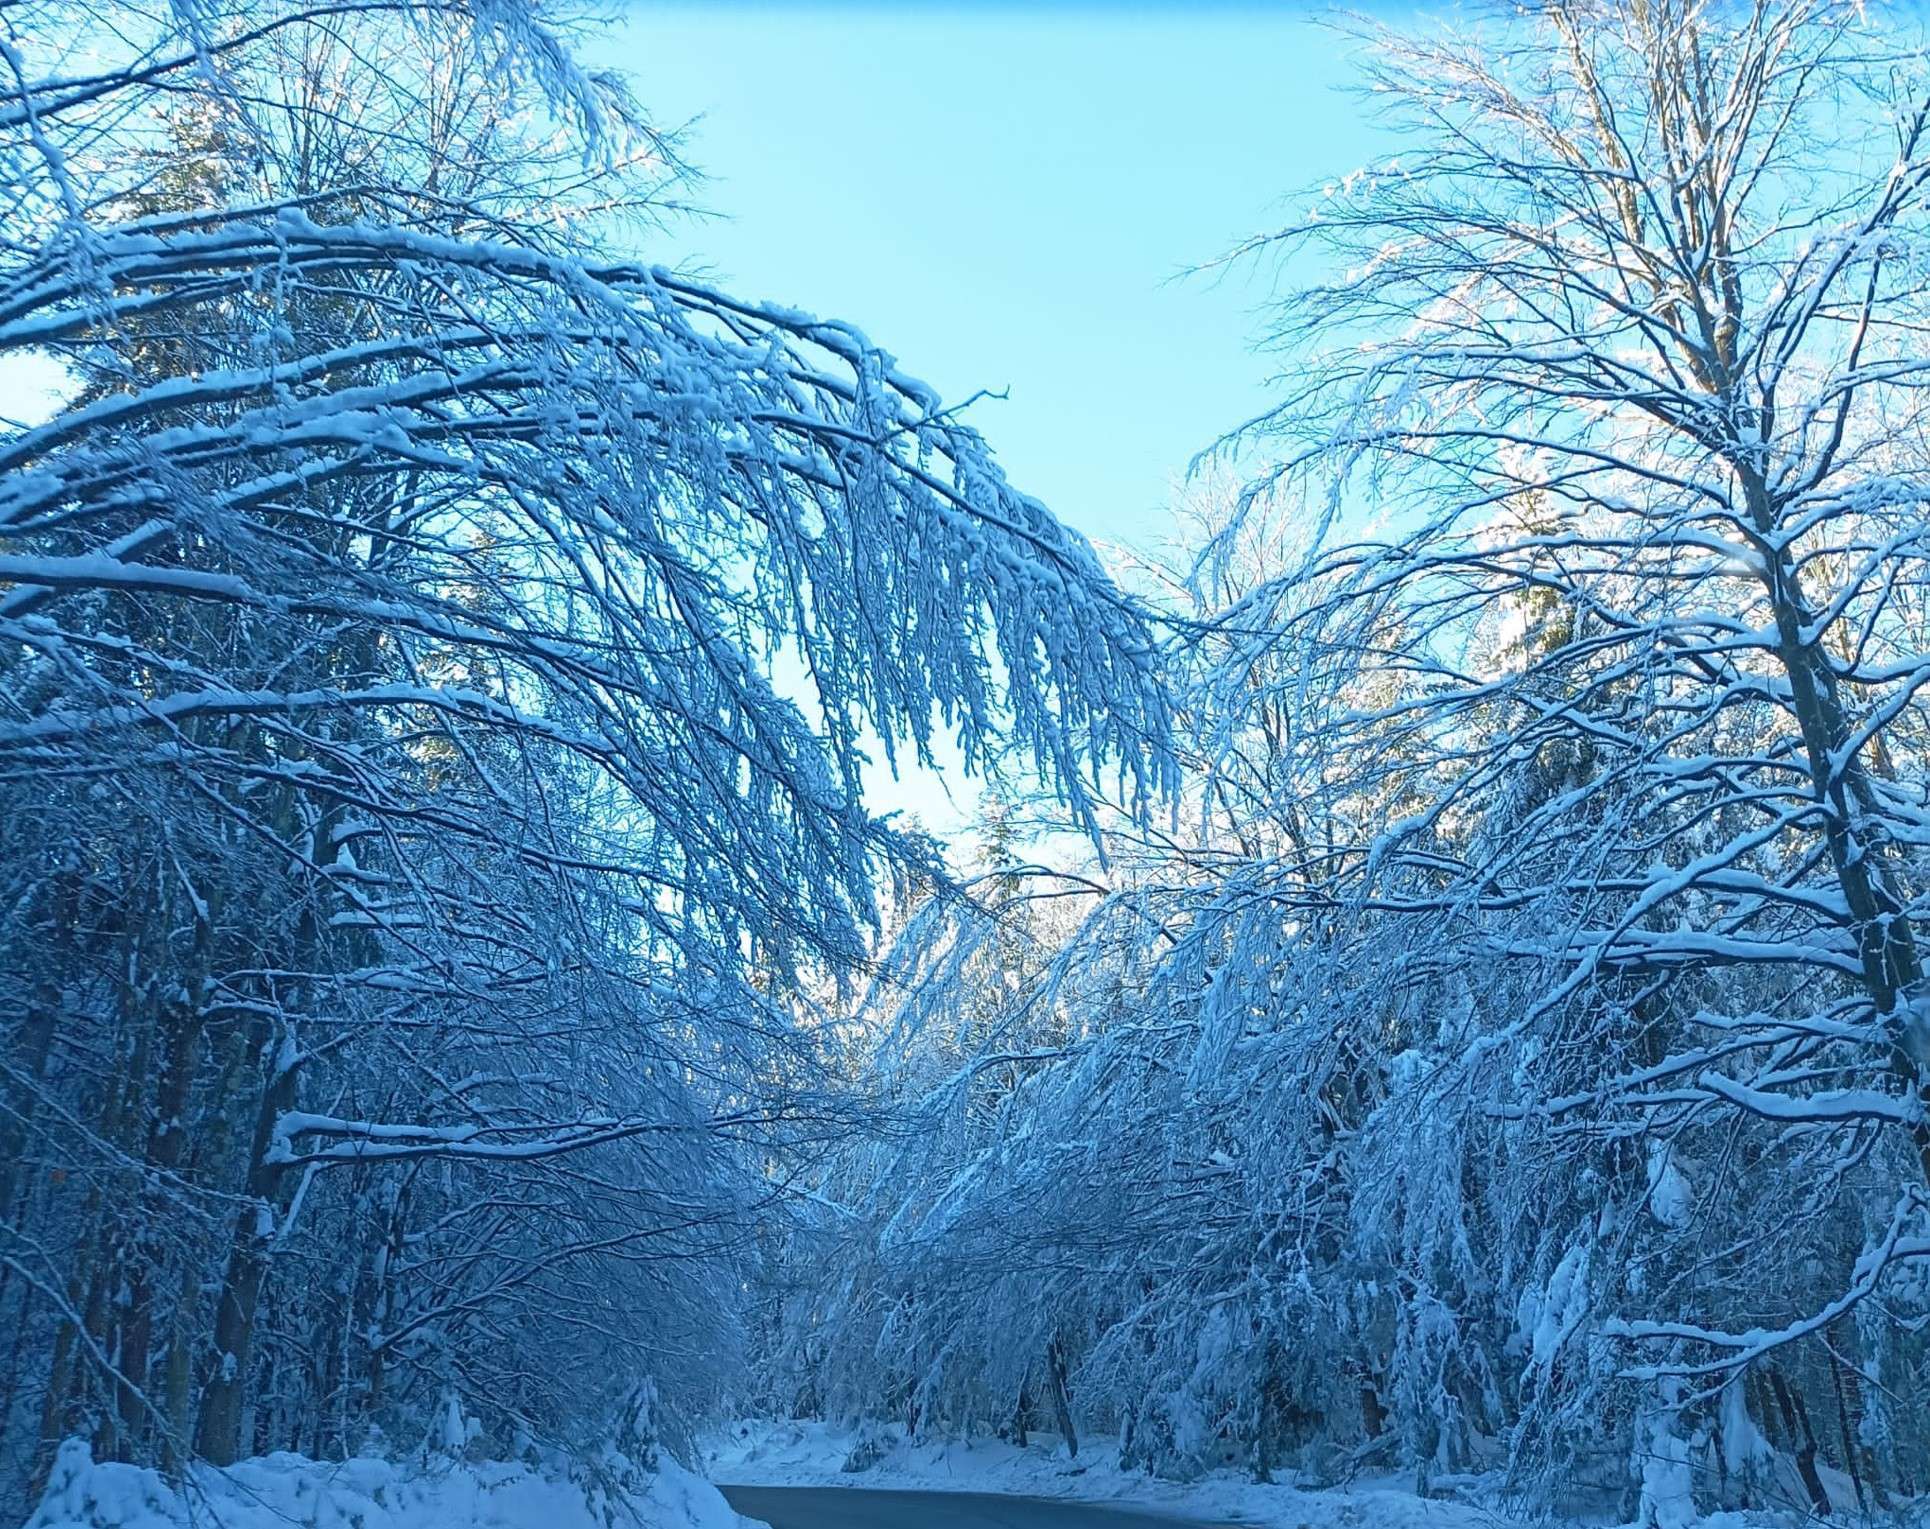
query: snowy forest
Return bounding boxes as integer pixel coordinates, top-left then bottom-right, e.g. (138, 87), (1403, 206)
(7, 1), (1930, 1527)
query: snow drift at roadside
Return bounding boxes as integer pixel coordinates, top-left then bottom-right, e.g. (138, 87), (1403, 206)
(23, 1439), (763, 1529)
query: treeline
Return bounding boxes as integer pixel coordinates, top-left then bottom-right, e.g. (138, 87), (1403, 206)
(760, 0), (1930, 1520)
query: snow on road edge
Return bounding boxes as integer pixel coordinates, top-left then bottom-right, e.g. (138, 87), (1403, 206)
(24, 1437), (766, 1529)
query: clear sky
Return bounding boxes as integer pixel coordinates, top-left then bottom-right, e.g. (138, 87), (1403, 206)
(611, 4), (1402, 557)
(604, 5), (1407, 836)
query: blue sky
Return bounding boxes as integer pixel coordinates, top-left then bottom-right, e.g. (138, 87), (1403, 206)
(615, 4), (1401, 555)
(606, 5), (1407, 838)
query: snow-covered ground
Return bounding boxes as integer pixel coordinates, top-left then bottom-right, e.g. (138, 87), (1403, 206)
(23, 1438), (761, 1529)
(704, 1418), (1503, 1529)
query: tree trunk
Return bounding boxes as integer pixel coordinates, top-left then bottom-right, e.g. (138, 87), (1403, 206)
(1768, 1368), (1831, 1518)
(1047, 1338), (1078, 1459)
(1744, 465), (1930, 1181)
(116, 983), (206, 1461)
(196, 1030), (296, 1466)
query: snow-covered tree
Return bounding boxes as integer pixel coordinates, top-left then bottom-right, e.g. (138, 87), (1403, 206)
(769, 0), (1930, 1514)
(1210, 0), (1930, 1482)
(0, 0), (1171, 1501)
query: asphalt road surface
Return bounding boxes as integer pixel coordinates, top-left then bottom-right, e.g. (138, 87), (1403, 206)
(718, 1485), (1238, 1529)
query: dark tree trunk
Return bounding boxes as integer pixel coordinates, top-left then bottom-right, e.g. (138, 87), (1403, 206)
(196, 1031), (296, 1466)
(1047, 1338), (1078, 1459)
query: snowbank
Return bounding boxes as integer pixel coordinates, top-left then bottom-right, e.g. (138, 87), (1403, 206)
(25, 1438), (762, 1529)
(705, 1418), (1497, 1529)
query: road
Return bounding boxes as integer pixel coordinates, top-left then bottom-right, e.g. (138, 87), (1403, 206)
(718, 1484), (1238, 1529)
